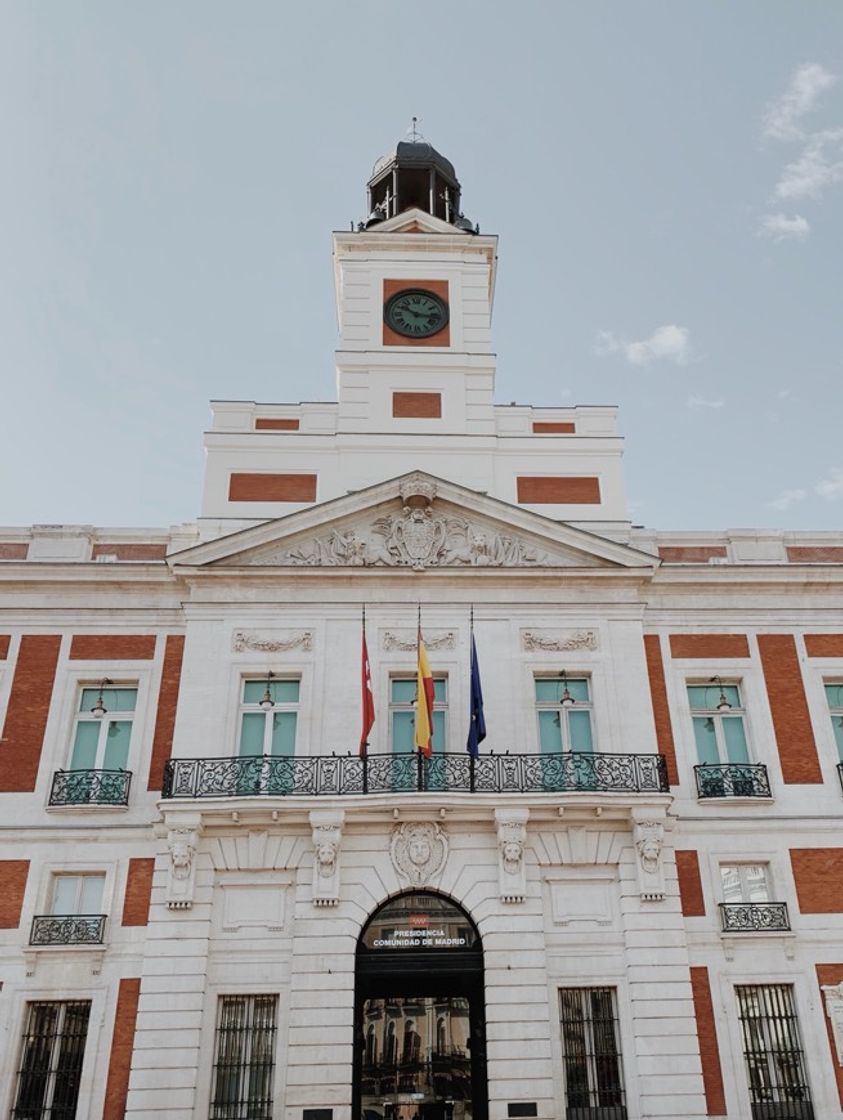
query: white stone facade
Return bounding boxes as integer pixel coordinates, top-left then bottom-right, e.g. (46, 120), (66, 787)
(2, 144), (843, 1120)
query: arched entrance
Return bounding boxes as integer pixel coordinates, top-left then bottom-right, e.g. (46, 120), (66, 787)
(354, 891), (488, 1120)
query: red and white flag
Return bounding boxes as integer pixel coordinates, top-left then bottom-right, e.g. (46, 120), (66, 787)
(360, 625), (375, 756)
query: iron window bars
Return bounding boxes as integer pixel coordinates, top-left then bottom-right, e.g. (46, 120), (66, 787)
(11, 1001), (91, 1120)
(559, 987), (627, 1120)
(735, 984), (813, 1119)
(210, 994), (278, 1120)
(163, 751), (669, 799)
(719, 903), (790, 933)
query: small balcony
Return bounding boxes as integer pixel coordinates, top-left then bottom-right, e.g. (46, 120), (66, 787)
(694, 763), (771, 799)
(49, 769), (132, 807)
(719, 902), (791, 933)
(838, 761), (843, 794)
(29, 914), (106, 946)
(162, 751), (670, 800)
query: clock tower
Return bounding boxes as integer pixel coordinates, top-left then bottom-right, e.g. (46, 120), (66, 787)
(201, 136), (628, 531)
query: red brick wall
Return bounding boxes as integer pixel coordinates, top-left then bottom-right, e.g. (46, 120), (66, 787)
(676, 851), (706, 916)
(392, 392), (442, 418)
(643, 634), (679, 785)
(255, 417), (300, 430)
(816, 964), (843, 1109)
(689, 966), (727, 1115)
(791, 849), (843, 912)
(69, 635), (156, 660)
(382, 279), (450, 347)
(532, 421), (575, 433)
(121, 859), (155, 926)
(669, 633), (750, 658)
(658, 546), (728, 563)
(147, 635), (185, 791)
(758, 634), (822, 783)
(91, 543), (167, 561)
(516, 476), (601, 504)
(805, 634), (843, 657)
(102, 977), (141, 1120)
(0, 543), (28, 559)
(0, 635), (9, 659)
(0, 860), (29, 928)
(0, 635), (61, 792)
(787, 546), (843, 563)
(228, 473), (317, 502)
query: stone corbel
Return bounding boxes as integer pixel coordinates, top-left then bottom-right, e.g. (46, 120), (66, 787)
(166, 814), (202, 910)
(310, 809), (344, 907)
(631, 812), (666, 901)
(495, 808), (529, 903)
(823, 983), (843, 1065)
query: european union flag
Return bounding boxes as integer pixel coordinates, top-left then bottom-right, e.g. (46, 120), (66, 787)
(466, 633), (486, 757)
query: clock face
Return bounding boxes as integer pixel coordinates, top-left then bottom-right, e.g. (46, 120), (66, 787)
(384, 288), (449, 339)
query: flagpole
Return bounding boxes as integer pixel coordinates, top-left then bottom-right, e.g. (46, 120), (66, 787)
(469, 605), (476, 793)
(362, 605), (368, 793)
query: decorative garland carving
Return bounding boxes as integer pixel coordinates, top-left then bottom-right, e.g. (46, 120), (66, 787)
(232, 631), (313, 653)
(390, 822), (448, 886)
(522, 630), (598, 652)
(382, 630), (456, 652)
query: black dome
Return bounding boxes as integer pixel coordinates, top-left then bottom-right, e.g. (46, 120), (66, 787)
(370, 140), (458, 187)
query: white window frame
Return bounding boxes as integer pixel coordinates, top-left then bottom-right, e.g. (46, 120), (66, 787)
(209, 993), (279, 1120)
(534, 673), (595, 753)
(68, 681), (138, 770)
(49, 872), (106, 916)
(687, 679), (750, 764)
(719, 863), (772, 903)
(388, 673), (448, 752)
(10, 999), (92, 1119)
(558, 986), (627, 1114)
(824, 680), (843, 759)
(236, 676), (300, 757)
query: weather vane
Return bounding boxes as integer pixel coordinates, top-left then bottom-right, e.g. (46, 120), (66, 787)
(407, 115), (425, 143)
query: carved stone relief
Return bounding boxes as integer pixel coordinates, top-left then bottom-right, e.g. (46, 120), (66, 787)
(382, 630), (456, 652)
(823, 983), (843, 1065)
(522, 629), (598, 652)
(495, 808), (529, 903)
(166, 820), (201, 910)
(310, 809), (344, 907)
(232, 630), (313, 653)
(247, 507), (550, 570)
(632, 816), (665, 901)
(390, 822), (448, 886)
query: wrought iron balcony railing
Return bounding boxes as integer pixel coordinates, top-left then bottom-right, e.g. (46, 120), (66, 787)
(162, 751), (669, 799)
(719, 902), (790, 933)
(49, 769), (132, 807)
(694, 763), (771, 799)
(838, 761), (843, 794)
(29, 914), (106, 946)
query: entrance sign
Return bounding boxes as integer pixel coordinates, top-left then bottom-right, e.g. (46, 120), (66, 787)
(360, 893), (480, 953)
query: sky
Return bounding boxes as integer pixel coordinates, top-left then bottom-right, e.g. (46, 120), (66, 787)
(1, 1), (842, 532)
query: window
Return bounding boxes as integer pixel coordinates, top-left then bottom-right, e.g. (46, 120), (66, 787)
(390, 676), (447, 753)
(824, 683), (843, 760)
(30, 874), (107, 946)
(237, 679), (299, 794)
(69, 685), (136, 772)
(688, 682), (749, 766)
(720, 864), (771, 903)
(559, 988), (627, 1119)
(210, 995), (277, 1120)
(735, 985), (813, 1118)
(11, 1001), (91, 1120)
(536, 676), (594, 754)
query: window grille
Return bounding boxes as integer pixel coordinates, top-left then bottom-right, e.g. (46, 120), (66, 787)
(559, 987), (627, 1119)
(11, 1000), (91, 1120)
(735, 984), (814, 1119)
(210, 995), (277, 1120)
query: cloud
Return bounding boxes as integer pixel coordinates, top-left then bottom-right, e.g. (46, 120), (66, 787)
(776, 388), (792, 399)
(817, 467), (843, 499)
(775, 129), (843, 200)
(758, 212), (810, 240)
(595, 325), (691, 367)
(763, 63), (837, 141)
(767, 488), (807, 511)
(687, 395), (724, 409)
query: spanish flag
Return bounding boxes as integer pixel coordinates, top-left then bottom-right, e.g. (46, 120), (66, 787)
(415, 628), (435, 758)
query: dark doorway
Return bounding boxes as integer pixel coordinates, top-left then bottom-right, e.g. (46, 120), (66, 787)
(354, 892), (488, 1120)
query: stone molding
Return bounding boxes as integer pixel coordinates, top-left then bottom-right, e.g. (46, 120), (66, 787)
(382, 629), (456, 652)
(522, 629), (598, 652)
(232, 630), (313, 653)
(310, 809), (344, 907)
(166, 816), (202, 909)
(390, 821), (448, 885)
(495, 808), (529, 903)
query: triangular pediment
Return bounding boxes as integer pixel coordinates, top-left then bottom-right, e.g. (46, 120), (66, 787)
(171, 473), (657, 574)
(370, 207), (471, 236)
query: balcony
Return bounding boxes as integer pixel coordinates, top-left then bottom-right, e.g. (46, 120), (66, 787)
(719, 902), (791, 933)
(49, 769), (132, 807)
(838, 761), (843, 794)
(29, 914), (106, 946)
(162, 751), (670, 800)
(694, 763), (771, 799)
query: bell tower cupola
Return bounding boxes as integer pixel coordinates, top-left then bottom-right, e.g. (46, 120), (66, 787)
(364, 122), (476, 231)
